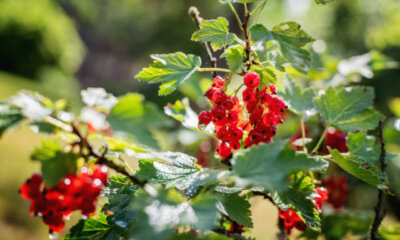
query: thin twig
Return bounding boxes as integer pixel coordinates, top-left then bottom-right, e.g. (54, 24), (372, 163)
(251, 191), (275, 205)
(242, 3), (252, 71)
(310, 126), (329, 156)
(71, 124), (146, 187)
(370, 120), (387, 240)
(188, 6), (218, 78)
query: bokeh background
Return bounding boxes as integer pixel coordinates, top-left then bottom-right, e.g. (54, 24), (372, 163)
(1, 0), (400, 239)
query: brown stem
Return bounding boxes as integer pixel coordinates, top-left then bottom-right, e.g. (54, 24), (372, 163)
(242, 4), (252, 71)
(71, 124), (146, 187)
(370, 120), (387, 240)
(188, 6), (218, 77)
(251, 190), (275, 205)
(277, 217), (287, 240)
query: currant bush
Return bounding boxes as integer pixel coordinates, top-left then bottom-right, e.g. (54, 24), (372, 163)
(0, 0), (395, 239)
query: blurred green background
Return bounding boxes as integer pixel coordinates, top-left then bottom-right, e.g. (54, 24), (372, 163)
(1, 0), (400, 239)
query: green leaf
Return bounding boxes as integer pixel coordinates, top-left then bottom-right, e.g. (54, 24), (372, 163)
(190, 194), (219, 231)
(221, 45), (245, 72)
(314, 87), (380, 131)
(232, 140), (328, 192)
(314, 0), (335, 4)
(273, 173), (321, 231)
(65, 212), (120, 240)
(321, 211), (373, 239)
(249, 65), (277, 88)
(0, 103), (23, 136)
(108, 93), (172, 149)
(329, 132), (388, 190)
(250, 22), (314, 73)
(278, 75), (316, 116)
(136, 151), (202, 190)
(217, 193), (253, 228)
(192, 17), (236, 51)
(135, 52), (202, 95)
(130, 187), (218, 240)
(31, 139), (78, 187)
(102, 176), (138, 238)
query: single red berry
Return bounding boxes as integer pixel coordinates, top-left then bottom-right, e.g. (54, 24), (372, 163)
(212, 76), (225, 88)
(211, 105), (226, 121)
(216, 127), (230, 141)
(223, 98), (234, 110)
(229, 140), (241, 150)
(229, 127), (243, 140)
(244, 72), (260, 88)
(205, 87), (216, 101)
(242, 88), (257, 103)
(212, 90), (227, 105)
(217, 142), (232, 158)
(198, 111), (212, 125)
(269, 83), (277, 94)
(245, 100), (258, 113)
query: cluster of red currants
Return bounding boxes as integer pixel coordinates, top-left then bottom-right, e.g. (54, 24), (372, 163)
(19, 165), (108, 233)
(323, 127), (348, 154)
(198, 72), (286, 158)
(279, 187), (328, 235)
(323, 175), (349, 209)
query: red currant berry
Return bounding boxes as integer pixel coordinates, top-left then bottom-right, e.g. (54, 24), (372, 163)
(229, 127), (243, 140)
(212, 90), (227, 105)
(212, 76), (225, 89)
(217, 142), (232, 158)
(244, 72), (260, 88)
(242, 88), (257, 103)
(216, 127), (230, 141)
(198, 111), (212, 125)
(205, 87), (216, 101)
(269, 83), (276, 94)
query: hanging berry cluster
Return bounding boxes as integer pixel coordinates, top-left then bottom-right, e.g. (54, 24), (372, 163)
(279, 187), (328, 235)
(323, 175), (349, 209)
(19, 165), (108, 233)
(198, 72), (287, 159)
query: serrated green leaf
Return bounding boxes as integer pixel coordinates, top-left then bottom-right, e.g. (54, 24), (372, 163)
(273, 173), (321, 231)
(108, 93), (172, 149)
(221, 45), (245, 72)
(31, 139), (78, 187)
(0, 103), (23, 136)
(65, 212), (120, 240)
(217, 193), (253, 228)
(102, 176), (138, 238)
(314, 0), (335, 4)
(329, 148), (388, 190)
(278, 75), (316, 116)
(136, 151), (202, 190)
(250, 22), (314, 73)
(192, 17), (236, 51)
(135, 52), (202, 95)
(232, 140), (328, 192)
(329, 132), (388, 190)
(314, 87), (380, 131)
